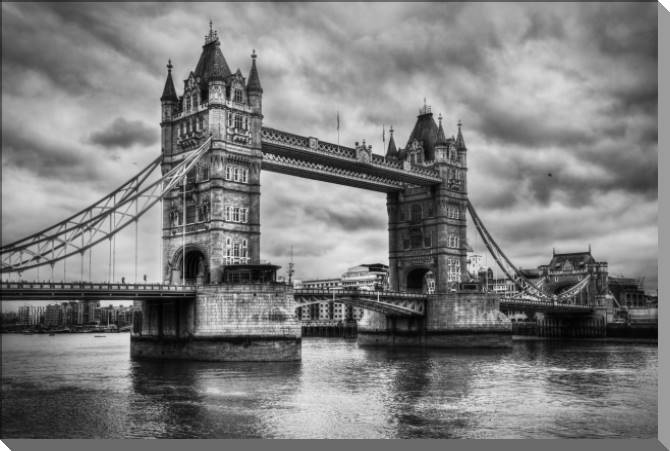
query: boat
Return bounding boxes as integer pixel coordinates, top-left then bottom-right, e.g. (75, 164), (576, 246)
(94, 335), (106, 338)
(48, 333), (55, 336)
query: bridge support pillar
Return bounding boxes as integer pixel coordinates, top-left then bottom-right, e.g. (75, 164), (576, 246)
(131, 283), (301, 361)
(358, 292), (512, 348)
(535, 309), (608, 339)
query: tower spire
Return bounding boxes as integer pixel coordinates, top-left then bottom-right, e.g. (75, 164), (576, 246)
(456, 119), (466, 150)
(247, 49), (263, 93)
(385, 125), (398, 159)
(161, 59), (178, 102)
(205, 20), (218, 45)
(436, 113), (448, 146)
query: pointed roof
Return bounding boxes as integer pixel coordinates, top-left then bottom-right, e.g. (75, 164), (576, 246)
(436, 113), (448, 146)
(406, 109), (439, 161)
(548, 250), (595, 270)
(193, 24), (231, 88)
(385, 126), (398, 159)
(247, 50), (263, 93)
(456, 120), (467, 150)
(161, 60), (178, 102)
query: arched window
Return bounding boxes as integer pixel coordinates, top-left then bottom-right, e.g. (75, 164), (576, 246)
(192, 94), (198, 109)
(234, 89), (243, 103)
(185, 96), (191, 111)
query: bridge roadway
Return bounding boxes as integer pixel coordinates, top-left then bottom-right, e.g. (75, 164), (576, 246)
(0, 282), (594, 315)
(292, 288), (426, 316)
(0, 281), (196, 301)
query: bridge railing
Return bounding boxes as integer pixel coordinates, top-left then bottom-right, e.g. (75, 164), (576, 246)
(0, 281), (196, 292)
(293, 288), (428, 300)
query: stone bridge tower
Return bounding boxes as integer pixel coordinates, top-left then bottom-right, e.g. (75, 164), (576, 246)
(386, 106), (468, 294)
(160, 25), (263, 285)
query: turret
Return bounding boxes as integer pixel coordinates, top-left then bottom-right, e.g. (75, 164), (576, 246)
(434, 114), (449, 163)
(456, 119), (467, 165)
(161, 60), (178, 119)
(161, 60), (178, 155)
(385, 126), (398, 160)
(247, 49), (263, 112)
(247, 50), (263, 147)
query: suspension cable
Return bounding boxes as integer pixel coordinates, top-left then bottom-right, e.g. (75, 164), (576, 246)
(1, 137), (211, 274)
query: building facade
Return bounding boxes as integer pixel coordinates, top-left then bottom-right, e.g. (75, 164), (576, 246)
(386, 109), (469, 294)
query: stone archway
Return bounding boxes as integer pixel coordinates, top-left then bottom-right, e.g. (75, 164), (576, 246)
(406, 267), (434, 293)
(172, 245), (209, 285)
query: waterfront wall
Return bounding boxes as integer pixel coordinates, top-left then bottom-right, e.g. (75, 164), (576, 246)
(131, 283), (301, 361)
(358, 291), (512, 348)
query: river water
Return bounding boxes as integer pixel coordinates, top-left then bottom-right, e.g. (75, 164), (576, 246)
(0, 334), (657, 439)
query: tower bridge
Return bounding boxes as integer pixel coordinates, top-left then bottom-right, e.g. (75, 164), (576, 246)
(0, 25), (611, 360)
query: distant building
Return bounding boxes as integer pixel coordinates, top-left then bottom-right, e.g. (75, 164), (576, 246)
(44, 304), (62, 327)
(296, 263), (390, 323)
(341, 263), (389, 290)
(608, 277), (647, 308)
(467, 252), (485, 278)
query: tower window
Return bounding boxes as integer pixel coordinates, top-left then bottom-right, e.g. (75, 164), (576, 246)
(410, 235), (422, 249)
(411, 204), (422, 222)
(234, 89), (243, 103)
(234, 115), (243, 130)
(192, 94), (198, 109)
(186, 202), (196, 224)
(424, 234), (432, 248)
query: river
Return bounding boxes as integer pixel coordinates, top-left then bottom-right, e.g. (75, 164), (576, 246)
(0, 334), (657, 438)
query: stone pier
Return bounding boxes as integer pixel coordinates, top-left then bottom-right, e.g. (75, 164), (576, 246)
(358, 291), (512, 348)
(131, 280), (301, 361)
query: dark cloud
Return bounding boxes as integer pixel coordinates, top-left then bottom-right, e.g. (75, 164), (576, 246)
(305, 205), (386, 232)
(89, 118), (158, 149)
(1, 3), (658, 291)
(1, 123), (105, 183)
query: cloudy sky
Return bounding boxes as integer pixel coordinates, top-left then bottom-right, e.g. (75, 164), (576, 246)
(1, 3), (658, 299)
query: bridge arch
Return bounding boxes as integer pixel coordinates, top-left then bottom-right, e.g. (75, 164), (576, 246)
(171, 244), (209, 285)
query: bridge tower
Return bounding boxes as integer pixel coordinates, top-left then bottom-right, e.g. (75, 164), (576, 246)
(160, 24), (263, 285)
(386, 107), (468, 293)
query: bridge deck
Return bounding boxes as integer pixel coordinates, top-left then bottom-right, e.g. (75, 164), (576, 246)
(0, 282), (594, 315)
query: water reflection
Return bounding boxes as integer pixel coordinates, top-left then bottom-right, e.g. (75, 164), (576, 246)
(128, 359), (302, 438)
(0, 334), (658, 439)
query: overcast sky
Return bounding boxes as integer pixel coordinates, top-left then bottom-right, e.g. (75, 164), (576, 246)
(1, 3), (658, 303)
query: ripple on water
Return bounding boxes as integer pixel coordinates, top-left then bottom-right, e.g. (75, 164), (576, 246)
(0, 335), (657, 439)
